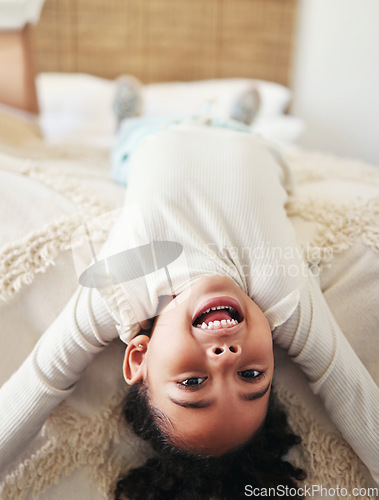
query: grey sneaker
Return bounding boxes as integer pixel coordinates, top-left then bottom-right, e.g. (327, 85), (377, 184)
(112, 75), (143, 127)
(230, 87), (260, 125)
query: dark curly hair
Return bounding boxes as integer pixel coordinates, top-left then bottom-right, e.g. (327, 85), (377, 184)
(115, 382), (305, 500)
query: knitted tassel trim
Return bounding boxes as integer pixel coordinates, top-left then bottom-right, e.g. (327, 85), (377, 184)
(286, 196), (379, 260)
(284, 149), (379, 275)
(0, 391), (130, 500)
(275, 383), (375, 499)
(286, 148), (379, 189)
(0, 165), (112, 302)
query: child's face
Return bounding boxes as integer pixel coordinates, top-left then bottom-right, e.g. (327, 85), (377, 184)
(124, 275), (274, 455)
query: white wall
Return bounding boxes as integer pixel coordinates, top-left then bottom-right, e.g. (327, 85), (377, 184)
(291, 0), (379, 166)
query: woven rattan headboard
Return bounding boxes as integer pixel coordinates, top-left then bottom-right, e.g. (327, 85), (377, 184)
(32, 0), (298, 87)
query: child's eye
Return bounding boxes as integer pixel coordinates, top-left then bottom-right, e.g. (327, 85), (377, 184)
(237, 369), (263, 380)
(178, 377), (207, 388)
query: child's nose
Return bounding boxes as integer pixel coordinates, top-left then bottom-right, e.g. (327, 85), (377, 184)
(207, 343), (241, 364)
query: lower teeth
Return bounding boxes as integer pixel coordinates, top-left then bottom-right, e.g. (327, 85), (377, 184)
(196, 319), (238, 330)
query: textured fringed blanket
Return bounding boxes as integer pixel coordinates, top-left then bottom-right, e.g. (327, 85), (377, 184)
(0, 113), (378, 499)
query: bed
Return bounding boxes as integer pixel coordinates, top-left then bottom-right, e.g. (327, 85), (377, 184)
(0, 1), (378, 499)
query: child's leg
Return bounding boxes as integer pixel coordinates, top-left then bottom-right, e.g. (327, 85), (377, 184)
(111, 115), (251, 186)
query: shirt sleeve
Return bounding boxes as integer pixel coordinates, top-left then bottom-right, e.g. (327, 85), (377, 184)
(273, 274), (379, 485)
(0, 286), (117, 473)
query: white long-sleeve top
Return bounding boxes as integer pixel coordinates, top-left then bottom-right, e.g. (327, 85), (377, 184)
(0, 123), (378, 483)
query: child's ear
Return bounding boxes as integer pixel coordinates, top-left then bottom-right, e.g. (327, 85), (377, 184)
(123, 335), (150, 385)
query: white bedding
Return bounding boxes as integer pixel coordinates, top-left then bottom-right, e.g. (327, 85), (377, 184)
(36, 74), (305, 147)
(0, 80), (378, 499)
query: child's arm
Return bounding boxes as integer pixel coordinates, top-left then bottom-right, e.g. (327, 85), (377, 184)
(0, 286), (117, 473)
(273, 274), (379, 485)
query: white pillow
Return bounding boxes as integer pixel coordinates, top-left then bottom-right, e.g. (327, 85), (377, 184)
(250, 115), (306, 144)
(36, 73), (118, 147)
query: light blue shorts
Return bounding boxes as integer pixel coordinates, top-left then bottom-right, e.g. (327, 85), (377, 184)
(110, 115), (250, 186)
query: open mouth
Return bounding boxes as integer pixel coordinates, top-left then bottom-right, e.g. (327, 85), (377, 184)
(192, 300), (244, 331)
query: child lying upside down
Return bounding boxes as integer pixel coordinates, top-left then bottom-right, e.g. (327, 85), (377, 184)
(0, 120), (378, 498)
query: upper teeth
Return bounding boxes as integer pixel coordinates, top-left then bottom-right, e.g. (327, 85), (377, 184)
(202, 305), (235, 314)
